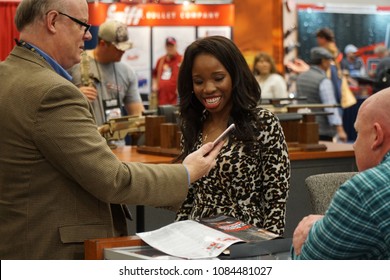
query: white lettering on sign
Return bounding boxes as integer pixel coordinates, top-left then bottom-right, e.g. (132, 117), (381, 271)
(106, 4), (144, 26)
(104, 5), (224, 25)
(180, 11), (220, 20)
(145, 11), (177, 20)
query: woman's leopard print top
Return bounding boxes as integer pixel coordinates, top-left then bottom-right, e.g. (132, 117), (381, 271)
(176, 108), (291, 235)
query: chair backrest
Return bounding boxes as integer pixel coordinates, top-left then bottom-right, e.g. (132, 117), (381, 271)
(305, 172), (357, 215)
(158, 105), (179, 124)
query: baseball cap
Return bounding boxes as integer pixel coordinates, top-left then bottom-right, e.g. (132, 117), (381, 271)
(165, 37), (177, 46)
(310, 47), (334, 60)
(98, 20), (133, 51)
(344, 44), (358, 54)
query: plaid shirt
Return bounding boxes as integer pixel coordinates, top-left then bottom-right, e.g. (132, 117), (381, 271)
(292, 152), (390, 259)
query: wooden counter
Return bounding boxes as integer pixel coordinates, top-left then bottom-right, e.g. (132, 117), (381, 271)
(112, 146), (175, 164)
(289, 141), (354, 161)
(112, 141), (354, 163)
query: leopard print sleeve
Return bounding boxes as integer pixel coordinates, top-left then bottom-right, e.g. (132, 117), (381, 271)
(257, 108), (291, 235)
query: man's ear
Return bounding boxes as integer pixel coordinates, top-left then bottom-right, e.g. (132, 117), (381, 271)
(98, 39), (109, 47)
(372, 122), (384, 150)
(45, 10), (58, 34)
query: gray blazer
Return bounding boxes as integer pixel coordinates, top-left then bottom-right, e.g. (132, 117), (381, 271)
(0, 46), (188, 259)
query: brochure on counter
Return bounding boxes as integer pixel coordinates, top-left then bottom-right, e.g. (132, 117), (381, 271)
(136, 215), (286, 259)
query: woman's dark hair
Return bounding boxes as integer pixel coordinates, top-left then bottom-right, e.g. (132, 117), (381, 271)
(176, 35), (262, 160)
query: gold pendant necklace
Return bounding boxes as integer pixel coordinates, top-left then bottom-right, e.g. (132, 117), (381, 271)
(203, 127), (220, 142)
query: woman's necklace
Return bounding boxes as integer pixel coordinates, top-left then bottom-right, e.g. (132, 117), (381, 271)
(203, 126), (223, 142)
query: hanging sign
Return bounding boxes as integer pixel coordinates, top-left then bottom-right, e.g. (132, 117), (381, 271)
(88, 3), (234, 27)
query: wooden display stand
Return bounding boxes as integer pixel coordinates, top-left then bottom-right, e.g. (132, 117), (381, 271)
(84, 236), (146, 260)
(137, 115), (181, 157)
(281, 104), (340, 151)
(295, 113), (327, 151)
(277, 110), (331, 152)
(138, 103), (335, 154)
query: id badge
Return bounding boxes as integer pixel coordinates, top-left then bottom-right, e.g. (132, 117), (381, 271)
(161, 66), (172, 80)
(103, 98), (122, 121)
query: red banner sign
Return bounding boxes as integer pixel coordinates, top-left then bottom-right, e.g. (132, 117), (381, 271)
(88, 3), (234, 27)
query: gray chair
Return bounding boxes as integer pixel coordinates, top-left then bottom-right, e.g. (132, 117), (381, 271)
(158, 105), (179, 124)
(305, 172), (357, 215)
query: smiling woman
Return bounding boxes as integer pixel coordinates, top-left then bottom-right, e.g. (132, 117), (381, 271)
(174, 35), (291, 236)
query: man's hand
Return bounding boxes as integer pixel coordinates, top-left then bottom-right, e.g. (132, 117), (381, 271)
(336, 125), (348, 143)
(182, 141), (224, 183)
(293, 214), (323, 256)
(285, 58), (310, 74)
(79, 86), (98, 102)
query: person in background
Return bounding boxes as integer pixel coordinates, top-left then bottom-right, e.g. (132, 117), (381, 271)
(296, 47), (348, 142)
(373, 45), (390, 93)
(374, 45), (389, 59)
(369, 45), (389, 78)
(252, 52), (288, 100)
(341, 44), (366, 80)
(315, 27), (344, 105)
(68, 20), (144, 126)
(287, 28), (355, 110)
(174, 36), (291, 235)
(292, 87), (390, 259)
(316, 27), (341, 62)
(152, 37), (183, 106)
(286, 29), (356, 110)
(0, 0), (223, 259)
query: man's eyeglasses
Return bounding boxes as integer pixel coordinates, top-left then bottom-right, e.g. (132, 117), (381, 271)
(58, 12), (91, 35)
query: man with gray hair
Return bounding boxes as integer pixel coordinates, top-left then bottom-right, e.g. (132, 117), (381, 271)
(0, 0), (223, 259)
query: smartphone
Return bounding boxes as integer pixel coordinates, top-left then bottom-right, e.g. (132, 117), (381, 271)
(212, 123), (236, 147)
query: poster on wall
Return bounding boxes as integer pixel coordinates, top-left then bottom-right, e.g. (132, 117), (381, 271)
(152, 26), (196, 69)
(197, 26), (232, 39)
(122, 26), (151, 95)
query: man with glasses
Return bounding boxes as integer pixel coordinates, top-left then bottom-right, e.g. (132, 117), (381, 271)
(0, 0), (223, 259)
(68, 20), (145, 127)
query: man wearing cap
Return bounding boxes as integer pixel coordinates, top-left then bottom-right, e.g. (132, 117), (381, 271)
(69, 20), (144, 126)
(296, 47), (348, 142)
(341, 44), (366, 79)
(152, 36), (183, 106)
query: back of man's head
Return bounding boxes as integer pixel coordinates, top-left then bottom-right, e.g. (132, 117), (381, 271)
(365, 88), (390, 123)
